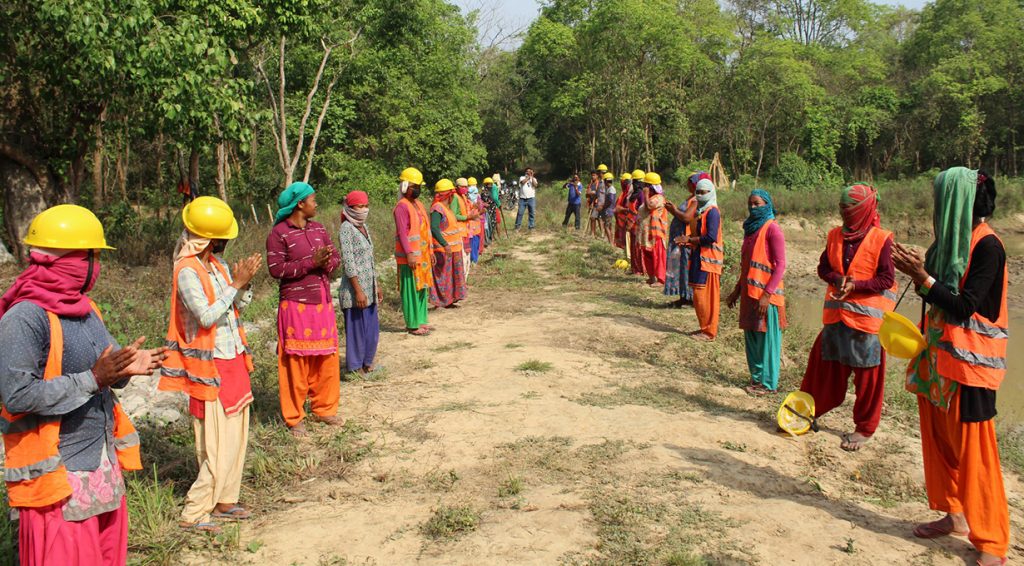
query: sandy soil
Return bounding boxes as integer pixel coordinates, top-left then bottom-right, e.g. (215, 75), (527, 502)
(200, 231), (1023, 566)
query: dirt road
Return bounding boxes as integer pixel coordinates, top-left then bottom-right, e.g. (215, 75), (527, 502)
(217, 231), (1023, 565)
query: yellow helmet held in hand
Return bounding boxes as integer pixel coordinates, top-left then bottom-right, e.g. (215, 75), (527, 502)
(631, 169), (645, 180)
(435, 179), (456, 193)
(777, 391), (818, 436)
(644, 172), (662, 185)
(620, 172), (632, 181)
(23, 204), (115, 250)
(483, 177), (494, 185)
(603, 172), (614, 181)
(183, 196), (239, 240)
(468, 177), (478, 186)
(597, 164), (608, 172)
(879, 311), (927, 359)
(399, 167), (424, 186)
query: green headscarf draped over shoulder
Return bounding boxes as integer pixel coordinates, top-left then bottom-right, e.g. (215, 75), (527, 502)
(925, 167), (977, 291)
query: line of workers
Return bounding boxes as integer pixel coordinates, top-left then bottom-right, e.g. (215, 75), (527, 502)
(0, 165), (1010, 565)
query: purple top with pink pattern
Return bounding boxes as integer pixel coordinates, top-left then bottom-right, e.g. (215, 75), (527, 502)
(266, 219), (340, 304)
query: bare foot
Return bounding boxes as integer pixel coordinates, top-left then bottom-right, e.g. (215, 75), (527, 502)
(288, 422), (308, 438)
(978, 551), (1007, 566)
(913, 513), (969, 538)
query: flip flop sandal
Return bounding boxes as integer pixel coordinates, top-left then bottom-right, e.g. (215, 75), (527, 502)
(180, 521), (222, 533)
(977, 558), (1007, 566)
(212, 506), (252, 521)
(408, 328), (431, 336)
(840, 433), (871, 452)
(913, 517), (969, 539)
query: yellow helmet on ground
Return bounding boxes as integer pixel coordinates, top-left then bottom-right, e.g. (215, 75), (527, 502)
(468, 177), (478, 186)
(435, 179), (456, 193)
(620, 173), (632, 181)
(631, 169), (645, 181)
(597, 164), (608, 172)
(483, 177), (494, 185)
(23, 204), (115, 250)
(879, 311), (927, 359)
(400, 167), (424, 186)
(603, 172), (614, 181)
(644, 172), (662, 185)
(777, 391), (818, 436)
(456, 177), (468, 187)
(183, 196), (239, 240)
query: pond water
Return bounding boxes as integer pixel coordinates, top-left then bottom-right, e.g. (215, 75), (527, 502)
(787, 291), (1024, 425)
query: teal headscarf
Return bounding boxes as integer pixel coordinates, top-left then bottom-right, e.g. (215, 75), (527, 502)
(275, 182), (315, 223)
(743, 188), (775, 236)
(925, 167), (977, 290)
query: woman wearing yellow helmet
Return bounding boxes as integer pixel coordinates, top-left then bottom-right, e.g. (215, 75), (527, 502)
(0, 205), (166, 558)
(429, 180), (468, 308)
(393, 168), (434, 336)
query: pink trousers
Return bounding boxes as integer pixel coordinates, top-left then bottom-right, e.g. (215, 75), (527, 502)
(18, 496), (128, 566)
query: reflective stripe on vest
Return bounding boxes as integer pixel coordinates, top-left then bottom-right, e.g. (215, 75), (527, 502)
(744, 221), (784, 305)
(821, 226), (897, 334)
(934, 222), (1009, 389)
(698, 206), (724, 274)
(431, 202), (464, 253)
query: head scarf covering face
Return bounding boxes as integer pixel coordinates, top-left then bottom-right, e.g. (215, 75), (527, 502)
(839, 184), (880, 241)
(695, 179), (717, 213)
(688, 171), (711, 191)
(468, 185), (480, 203)
(743, 189), (776, 236)
(926, 167), (978, 290)
(174, 230), (211, 262)
(649, 184), (663, 194)
(275, 182), (316, 223)
(0, 249), (101, 318)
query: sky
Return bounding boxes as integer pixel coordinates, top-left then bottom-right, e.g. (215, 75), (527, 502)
(453, 0), (931, 42)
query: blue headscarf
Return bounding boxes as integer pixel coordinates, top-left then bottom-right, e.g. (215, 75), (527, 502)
(742, 188), (776, 236)
(274, 182), (315, 223)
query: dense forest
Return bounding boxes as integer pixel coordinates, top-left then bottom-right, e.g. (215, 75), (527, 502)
(1, 0), (1022, 259)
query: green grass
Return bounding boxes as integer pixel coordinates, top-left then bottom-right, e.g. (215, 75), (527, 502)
(420, 505), (481, 540)
(126, 468), (187, 564)
(473, 257), (545, 290)
(505, 342), (524, 349)
(516, 359), (553, 373)
(497, 474), (524, 498)
(433, 340), (475, 353)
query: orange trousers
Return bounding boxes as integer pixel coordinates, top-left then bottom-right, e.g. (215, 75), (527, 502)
(691, 273), (720, 339)
(918, 391), (1009, 557)
(278, 347), (340, 427)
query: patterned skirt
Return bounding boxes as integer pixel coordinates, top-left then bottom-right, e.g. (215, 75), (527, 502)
(430, 250), (467, 307)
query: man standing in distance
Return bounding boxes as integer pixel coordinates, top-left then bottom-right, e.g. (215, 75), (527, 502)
(516, 167), (538, 231)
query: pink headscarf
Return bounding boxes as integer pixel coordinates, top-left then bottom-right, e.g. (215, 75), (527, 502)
(0, 250), (100, 318)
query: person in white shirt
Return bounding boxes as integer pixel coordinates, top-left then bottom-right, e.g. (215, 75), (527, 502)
(516, 167), (538, 230)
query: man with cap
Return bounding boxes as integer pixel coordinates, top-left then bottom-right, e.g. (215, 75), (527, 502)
(393, 168), (434, 336)
(266, 182), (342, 437)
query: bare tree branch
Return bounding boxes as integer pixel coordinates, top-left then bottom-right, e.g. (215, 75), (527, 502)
(288, 39), (334, 183)
(303, 73), (340, 183)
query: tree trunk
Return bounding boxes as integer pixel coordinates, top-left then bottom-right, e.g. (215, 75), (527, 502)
(216, 141), (228, 200)
(92, 123), (105, 207)
(0, 157), (51, 262)
(189, 149), (200, 196)
(115, 147), (128, 199)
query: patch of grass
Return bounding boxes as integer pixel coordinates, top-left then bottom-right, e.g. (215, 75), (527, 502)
(412, 358), (437, 370)
(718, 440), (747, 453)
(315, 419), (374, 465)
(433, 340), (475, 353)
(420, 505), (481, 540)
(474, 257), (545, 290)
(516, 359), (553, 373)
(505, 342), (524, 349)
(498, 474), (524, 498)
(126, 468), (186, 563)
(520, 390), (542, 400)
(998, 426), (1024, 476)
(854, 456), (926, 508)
(432, 401), (476, 413)
(425, 469), (460, 492)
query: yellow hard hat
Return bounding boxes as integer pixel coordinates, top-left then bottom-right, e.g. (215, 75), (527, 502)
(435, 179), (455, 193)
(777, 391), (818, 436)
(455, 177), (468, 187)
(483, 177), (494, 185)
(631, 169), (645, 180)
(468, 177), (478, 186)
(399, 167), (424, 186)
(23, 204), (115, 250)
(644, 172), (662, 185)
(597, 164), (608, 172)
(879, 311), (927, 359)
(182, 196), (239, 240)
(620, 172), (632, 181)
(603, 172), (614, 181)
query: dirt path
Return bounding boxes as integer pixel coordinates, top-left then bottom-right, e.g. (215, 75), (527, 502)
(212, 232), (1023, 565)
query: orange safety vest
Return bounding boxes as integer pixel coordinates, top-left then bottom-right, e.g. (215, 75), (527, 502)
(1, 303), (141, 508)
(394, 198), (434, 291)
(697, 205), (724, 274)
(647, 206), (668, 249)
(684, 197), (697, 237)
(454, 194), (471, 241)
(744, 220), (784, 307)
(821, 226), (898, 334)
(159, 256), (253, 401)
(430, 201), (464, 254)
(932, 222), (1008, 390)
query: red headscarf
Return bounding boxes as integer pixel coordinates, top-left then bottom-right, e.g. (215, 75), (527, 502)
(0, 251), (100, 318)
(840, 184), (881, 241)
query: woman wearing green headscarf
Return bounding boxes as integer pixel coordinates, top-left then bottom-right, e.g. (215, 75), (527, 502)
(266, 182), (342, 438)
(893, 168), (1008, 566)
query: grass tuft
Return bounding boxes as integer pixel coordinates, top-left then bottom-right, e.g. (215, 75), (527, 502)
(516, 359), (553, 373)
(420, 505), (481, 540)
